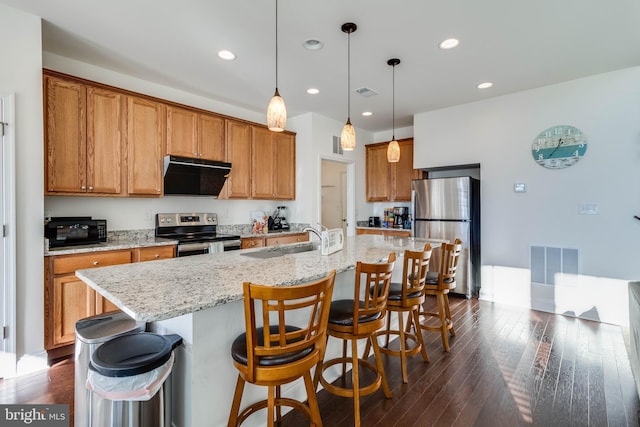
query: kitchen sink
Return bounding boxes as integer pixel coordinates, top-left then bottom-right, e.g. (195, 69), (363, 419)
(240, 242), (320, 259)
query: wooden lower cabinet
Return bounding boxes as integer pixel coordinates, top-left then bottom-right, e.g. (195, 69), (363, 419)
(44, 245), (176, 353)
(241, 232), (309, 249)
(356, 228), (411, 237)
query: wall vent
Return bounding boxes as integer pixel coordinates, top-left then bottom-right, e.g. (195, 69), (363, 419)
(355, 87), (378, 97)
(332, 136), (343, 155)
(530, 246), (579, 286)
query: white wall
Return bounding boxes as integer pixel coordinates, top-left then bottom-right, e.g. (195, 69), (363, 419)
(414, 66), (640, 324)
(0, 4), (44, 359)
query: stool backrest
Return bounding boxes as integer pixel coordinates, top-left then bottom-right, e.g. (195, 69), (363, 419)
(437, 240), (462, 290)
(242, 270), (336, 381)
(401, 244), (432, 302)
(352, 253), (396, 332)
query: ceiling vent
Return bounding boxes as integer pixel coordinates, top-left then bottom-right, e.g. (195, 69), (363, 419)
(355, 87), (378, 98)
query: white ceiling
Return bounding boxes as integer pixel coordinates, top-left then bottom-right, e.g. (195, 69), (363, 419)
(4, 0), (640, 133)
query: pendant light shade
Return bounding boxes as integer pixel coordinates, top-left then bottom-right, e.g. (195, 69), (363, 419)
(387, 58), (401, 162)
(341, 22), (357, 151)
(267, 0), (286, 132)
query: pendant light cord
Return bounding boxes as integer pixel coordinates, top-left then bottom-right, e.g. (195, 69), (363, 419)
(275, 0), (279, 91)
(347, 30), (351, 122)
(392, 63), (395, 140)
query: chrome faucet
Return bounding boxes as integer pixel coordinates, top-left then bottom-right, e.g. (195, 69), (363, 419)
(302, 226), (323, 240)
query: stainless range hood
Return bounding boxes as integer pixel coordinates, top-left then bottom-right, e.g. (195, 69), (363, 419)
(163, 155), (232, 197)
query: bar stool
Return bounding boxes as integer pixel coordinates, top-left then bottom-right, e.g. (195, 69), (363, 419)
(368, 244), (432, 383)
(227, 270), (336, 427)
(316, 253), (396, 427)
(411, 239), (462, 352)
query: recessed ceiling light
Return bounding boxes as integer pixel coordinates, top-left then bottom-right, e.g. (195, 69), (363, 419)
(303, 39), (324, 51)
(217, 50), (236, 61)
(306, 88), (319, 95)
(362, 111), (373, 117)
(477, 82), (493, 89)
(439, 38), (459, 50)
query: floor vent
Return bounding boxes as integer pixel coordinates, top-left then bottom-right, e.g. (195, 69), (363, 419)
(332, 136), (343, 155)
(530, 246), (579, 285)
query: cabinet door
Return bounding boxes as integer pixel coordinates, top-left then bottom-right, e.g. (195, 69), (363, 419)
(391, 139), (415, 201)
(87, 87), (124, 194)
(127, 96), (164, 195)
(166, 106), (198, 158)
(265, 233), (309, 246)
(199, 114), (226, 161)
(45, 76), (87, 193)
(222, 120), (251, 198)
(95, 293), (120, 315)
(273, 132), (295, 200)
(251, 126), (275, 199)
(366, 143), (391, 201)
(52, 274), (94, 347)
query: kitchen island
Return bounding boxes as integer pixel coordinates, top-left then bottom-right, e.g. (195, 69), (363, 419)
(76, 234), (442, 427)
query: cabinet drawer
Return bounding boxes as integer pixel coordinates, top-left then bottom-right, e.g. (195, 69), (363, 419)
(265, 233), (309, 246)
(53, 250), (131, 274)
(133, 245), (176, 262)
(241, 238), (265, 249)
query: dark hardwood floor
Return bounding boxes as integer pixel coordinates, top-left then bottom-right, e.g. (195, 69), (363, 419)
(1, 298), (638, 426)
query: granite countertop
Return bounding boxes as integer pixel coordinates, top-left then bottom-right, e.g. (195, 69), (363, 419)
(44, 237), (178, 256)
(76, 235), (441, 323)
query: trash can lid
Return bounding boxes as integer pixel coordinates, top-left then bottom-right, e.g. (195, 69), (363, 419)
(76, 312), (145, 344)
(90, 333), (183, 377)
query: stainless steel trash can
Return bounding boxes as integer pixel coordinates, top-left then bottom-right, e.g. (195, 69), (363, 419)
(87, 332), (183, 427)
(75, 312), (145, 427)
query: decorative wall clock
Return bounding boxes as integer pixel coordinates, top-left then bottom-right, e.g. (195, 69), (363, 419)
(531, 125), (587, 169)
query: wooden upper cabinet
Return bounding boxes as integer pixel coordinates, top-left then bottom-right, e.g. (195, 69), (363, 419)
(45, 76), (86, 193)
(87, 87), (124, 194)
(251, 127), (295, 200)
(198, 114), (225, 161)
(166, 106), (226, 161)
(127, 96), (164, 196)
(221, 119), (252, 199)
(366, 143), (392, 201)
(45, 74), (124, 195)
(166, 106), (198, 158)
(366, 138), (420, 202)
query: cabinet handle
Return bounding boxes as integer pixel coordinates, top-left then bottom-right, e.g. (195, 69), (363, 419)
(155, 254), (160, 258)
(93, 261), (99, 266)
(89, 186), (94, 191)
(81, 185), (86, 190)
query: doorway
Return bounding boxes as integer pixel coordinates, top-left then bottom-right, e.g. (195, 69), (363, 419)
(1, 94), (16, 378)
(321, 159), (349, 235)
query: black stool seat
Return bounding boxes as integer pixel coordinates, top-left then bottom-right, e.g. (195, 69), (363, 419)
(426, 271), (454, 285)
(231, 325), (313, 367)
(386, 282), (422, 301)
(328, 299), (382, 326)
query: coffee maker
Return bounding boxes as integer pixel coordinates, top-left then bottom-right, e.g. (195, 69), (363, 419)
(393, 207), (409, 229)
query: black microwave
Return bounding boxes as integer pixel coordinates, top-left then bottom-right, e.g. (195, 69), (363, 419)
(45, 217), (107, 248)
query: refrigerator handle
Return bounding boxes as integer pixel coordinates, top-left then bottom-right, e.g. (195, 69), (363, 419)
(410, 188), (415, 238)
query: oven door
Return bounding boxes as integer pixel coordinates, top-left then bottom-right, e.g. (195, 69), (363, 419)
(177, 242), (212, 257)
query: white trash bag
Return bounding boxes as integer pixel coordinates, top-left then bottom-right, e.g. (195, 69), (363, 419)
(86, 352), (174, 402)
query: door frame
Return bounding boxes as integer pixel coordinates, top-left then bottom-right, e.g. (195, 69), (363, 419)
(1, 93), (17, 378)
(319, 156), (355, 236)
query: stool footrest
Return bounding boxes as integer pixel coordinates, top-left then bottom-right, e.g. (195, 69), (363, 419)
(319, 357), (382, 398)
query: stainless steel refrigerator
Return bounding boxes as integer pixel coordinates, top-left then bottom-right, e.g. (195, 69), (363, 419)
(412, 177), (480, 298)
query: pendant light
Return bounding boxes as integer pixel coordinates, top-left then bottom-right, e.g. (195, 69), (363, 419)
(387, 58), (401, 162)
(340, 22), (357, 151)
(267, 0), (286, 132)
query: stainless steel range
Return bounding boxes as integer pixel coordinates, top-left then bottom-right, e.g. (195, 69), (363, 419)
(155, 213), (241, 257)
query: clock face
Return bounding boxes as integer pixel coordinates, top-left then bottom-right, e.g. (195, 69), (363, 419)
(531, 125), (587, 169)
